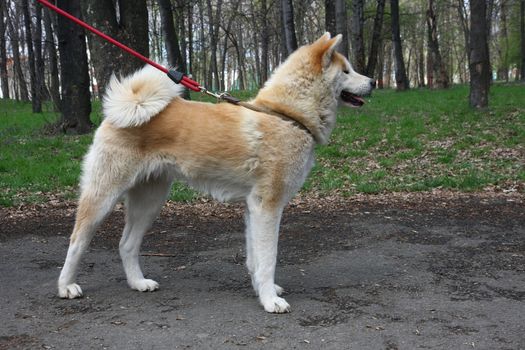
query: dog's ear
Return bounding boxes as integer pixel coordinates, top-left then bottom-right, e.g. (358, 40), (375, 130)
(310, 33), (342, 72)
(321, 34), (342, 69)
(315, 32), (331, 43)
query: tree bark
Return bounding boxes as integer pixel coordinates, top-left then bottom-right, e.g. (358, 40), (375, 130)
(426, 0), (449, 89)
(158, 0), (190, 98)
(119, 0), (149, 74)
(469, 0), (490, 108)
(187, 3), (193, 75)
(0, 0), (9, 99)
(417, 38), (425, 87)
(22, 0), (42, 112)
(206, 0), (222, 90)
(366, 0), (386, 78)
(56, 0), (92, 134)
(281, 0), (298, 57)
(157, 0), (184, 70)
(335, 0), (349, 57)
(43, 9), (61, 111)
(83, 0), (148, 97)
(34, 4), (47, 102)
(260, 0), (269, 86)
(83, 0), (121, 97)
(390, 0), (409, 90)
(496, 0), (509, 81)
(5, 3), (29, 101)
(351, 0), (366, 73)
(384, 43), (392, 88)
(325, 0), (336, 35)
(520, 0), (525, 81)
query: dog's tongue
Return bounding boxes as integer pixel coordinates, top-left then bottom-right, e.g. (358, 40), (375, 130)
(350, 95), (365, 106)
(341, 90), (365, 107)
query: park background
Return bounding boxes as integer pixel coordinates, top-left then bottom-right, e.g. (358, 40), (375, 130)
(0, 0), (524, 206)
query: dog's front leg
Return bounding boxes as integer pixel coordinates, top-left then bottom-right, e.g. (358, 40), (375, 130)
(246, 194), (289, 313)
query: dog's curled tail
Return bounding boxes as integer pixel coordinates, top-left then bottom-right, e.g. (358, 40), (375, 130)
(103, 65), (185, 128)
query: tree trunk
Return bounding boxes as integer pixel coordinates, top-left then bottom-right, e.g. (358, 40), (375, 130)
(206, 0), (222, 90)
(418, 39), (425, 87)
(325, 0), (336, 35)
(260, 0), (269, 86)
(176, 0), (188, 69)
(384, 43), (392, 88)
(390, 0), (409, 90)
(22, 0), (42, 112)
(377, 42), (385, 88)
(157, 1), (182, 69)
(496, 0), (509, 82)
(350, 0), (366, 73)
(6, 3), (29, 101)
(0, 0), (9, 99)
(83, 0), (121, 97)
(469, 0), (490, 108)
(281, 0), (298, 57)
(457, 0), (470, 63)
(426, 0), (449, 89)
(34, 4), (47, 102)
(158, 0), (190, 98)
(56, 0), (92, 134)
(118, 0), (149, 74)
(187, 3), (193, 75)
(198, 0), (207, 85)
(335, 0), (349, 57)
(366, 0), (386, 78)
(43, 10), (61, 111)
(219, 0), (241, 91)
(83, 0), (148, 97)
(520, 0), (525, 81)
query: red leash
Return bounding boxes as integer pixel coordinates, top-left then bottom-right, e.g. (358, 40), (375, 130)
(36, 0), (201, 92)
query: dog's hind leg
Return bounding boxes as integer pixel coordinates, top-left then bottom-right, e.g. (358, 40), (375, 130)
(58, 189), (122, 298)
(119, 174), (173, 292)
(246, 192), (289, 313)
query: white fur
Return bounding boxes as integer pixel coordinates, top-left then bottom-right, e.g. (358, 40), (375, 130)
(103, 65), (185, 128)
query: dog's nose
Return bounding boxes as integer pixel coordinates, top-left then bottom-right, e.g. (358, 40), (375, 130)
(370, 80), (376, 89)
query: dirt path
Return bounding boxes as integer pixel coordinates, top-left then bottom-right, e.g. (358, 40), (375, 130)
(1, 193), (524, 349)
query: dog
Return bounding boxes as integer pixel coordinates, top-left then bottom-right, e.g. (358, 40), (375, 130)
(57, 33), (374, 313)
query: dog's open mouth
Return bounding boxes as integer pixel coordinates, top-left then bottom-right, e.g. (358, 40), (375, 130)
(340, 90), (365, 108)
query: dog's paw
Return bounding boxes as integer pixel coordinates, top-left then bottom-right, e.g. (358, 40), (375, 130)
(254, 284), (284, 297)
(129, 278), (159, 292)
(262, 296), (291, 313)
(58, 283), (83, 299)
(274, 284), (284, 296)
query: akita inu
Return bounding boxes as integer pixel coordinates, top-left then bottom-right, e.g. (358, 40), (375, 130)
(58, 33), (374, 313)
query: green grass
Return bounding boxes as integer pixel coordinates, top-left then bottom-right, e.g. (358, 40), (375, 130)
(305, 84), (525, 195)
(1, 84), (524, 206)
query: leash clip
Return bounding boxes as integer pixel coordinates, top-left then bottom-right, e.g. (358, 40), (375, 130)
(201, 89), (240, 105)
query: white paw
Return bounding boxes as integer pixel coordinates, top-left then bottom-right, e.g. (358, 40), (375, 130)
(129, 278), (159, 292)
(274, 284), (284, 296)
(261, 296), (291, 313)
(58, 283), (83, 299)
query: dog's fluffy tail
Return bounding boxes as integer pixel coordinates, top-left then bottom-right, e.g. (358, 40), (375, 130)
(103, 65), (185, 128)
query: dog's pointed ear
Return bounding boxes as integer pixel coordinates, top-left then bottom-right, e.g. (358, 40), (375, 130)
(310, 33), (342, 72)
(315, 32), (331, 43)
(321, 34), (342, 68)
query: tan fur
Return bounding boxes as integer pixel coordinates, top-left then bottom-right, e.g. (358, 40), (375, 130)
(57, 33), (375, 313)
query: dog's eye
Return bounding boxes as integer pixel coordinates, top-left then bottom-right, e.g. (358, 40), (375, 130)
(343, 69), (350, 74)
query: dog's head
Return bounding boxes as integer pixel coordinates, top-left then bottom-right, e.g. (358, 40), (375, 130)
(307, 32), (375, 108)
(255, 33), (375, 144)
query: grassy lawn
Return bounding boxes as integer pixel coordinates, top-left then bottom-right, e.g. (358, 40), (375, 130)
(0, 84), (523, 207)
